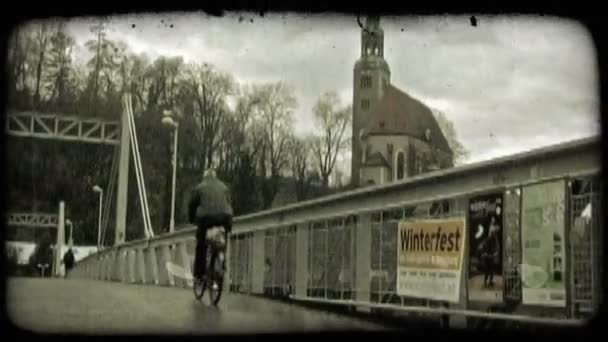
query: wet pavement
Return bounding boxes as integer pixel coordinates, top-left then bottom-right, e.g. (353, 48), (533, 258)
(6, 277), (392, 334)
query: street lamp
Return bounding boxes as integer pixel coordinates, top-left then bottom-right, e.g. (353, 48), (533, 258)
(162, 110), (179, 234)
(92, 185), (103, 250)
(66, 219), (74, 247)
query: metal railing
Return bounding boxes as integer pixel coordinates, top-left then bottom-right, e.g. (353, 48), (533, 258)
(69, 137), (601, 328)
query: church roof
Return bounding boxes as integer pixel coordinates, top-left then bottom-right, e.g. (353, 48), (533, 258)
(362, 151), (390, 168)
(364, 84), (453, 155)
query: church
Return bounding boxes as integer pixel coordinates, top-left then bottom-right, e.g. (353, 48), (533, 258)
(351, 17), (454, 187)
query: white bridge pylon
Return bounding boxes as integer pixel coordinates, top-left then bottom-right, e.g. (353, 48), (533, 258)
(122, 94), (154, 239)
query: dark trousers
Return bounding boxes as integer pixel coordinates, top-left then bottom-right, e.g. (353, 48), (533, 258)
(194, 213), (232, 279)
(64, 261), (74, 277)
(482, 256), (494, 286)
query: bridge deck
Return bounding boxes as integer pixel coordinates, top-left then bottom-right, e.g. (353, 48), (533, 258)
(7, 278), (390, 334)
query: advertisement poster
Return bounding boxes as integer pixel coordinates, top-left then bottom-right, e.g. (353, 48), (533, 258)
(397, 217), (466, 303)
(468, 193), (504, 302)
(521, 180), (566, 307)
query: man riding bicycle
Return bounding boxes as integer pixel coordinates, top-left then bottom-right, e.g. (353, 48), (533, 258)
(188, 168), (233, 283)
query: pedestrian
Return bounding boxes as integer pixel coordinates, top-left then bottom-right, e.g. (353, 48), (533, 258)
(479, 216), (500, 288)
(63, 248), (75, 277)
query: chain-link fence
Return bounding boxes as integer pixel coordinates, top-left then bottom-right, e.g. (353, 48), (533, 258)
(263, 226), (296, 297)
(308, 221), (328, 298)
(227, 175), (602, 322)
(307, 216), (357, 300)
(369, 199), (464, 308)
(229, 232), (253, 293)
(569, 177), (602, 319)
(370, 209), (400, 305)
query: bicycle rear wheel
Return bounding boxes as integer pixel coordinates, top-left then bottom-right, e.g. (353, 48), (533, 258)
(192, 253), (208, 301)
(208, 252), (225, 306)
(193, 277), (206, 301)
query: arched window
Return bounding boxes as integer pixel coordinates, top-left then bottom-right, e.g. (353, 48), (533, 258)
(416, 153), (424, 174)
(374, 47), (379, 55)
(361, 99), (370, 110)
(360, 75), (372, 88)
(396, 151), (405, 180)
(366, 47), (371, 55)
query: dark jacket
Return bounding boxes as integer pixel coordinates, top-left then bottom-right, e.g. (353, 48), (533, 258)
(63, 249), (75, 269)
(479, 232), (500, 261)
(188, 175), (233, 223)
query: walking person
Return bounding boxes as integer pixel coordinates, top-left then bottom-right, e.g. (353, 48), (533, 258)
(479, 216), (501, 288)
(62, 248), (75, 278)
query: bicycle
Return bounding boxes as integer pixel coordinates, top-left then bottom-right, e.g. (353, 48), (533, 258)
(193, 226), (227, 306)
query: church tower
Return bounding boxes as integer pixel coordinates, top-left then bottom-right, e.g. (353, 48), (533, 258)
(351, 16), (391, 187)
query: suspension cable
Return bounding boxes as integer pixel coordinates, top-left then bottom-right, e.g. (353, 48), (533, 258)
(124, 94), (154, 238)
(100, 145), (119, 245)
(127, 94), (154, 238)
(123, 95), (149, 238)
(133, 96), (155, 238)
(31, 139), (38, 242)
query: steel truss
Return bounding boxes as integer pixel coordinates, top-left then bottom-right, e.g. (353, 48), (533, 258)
(6, 111), (120, 145)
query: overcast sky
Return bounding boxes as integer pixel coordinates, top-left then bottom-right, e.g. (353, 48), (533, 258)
(65, 12), (600, 167)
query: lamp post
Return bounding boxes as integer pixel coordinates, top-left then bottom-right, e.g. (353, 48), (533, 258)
(66, 219), (74, 247)
(162, 110), (179, 233)
(92, 185), (103, 250)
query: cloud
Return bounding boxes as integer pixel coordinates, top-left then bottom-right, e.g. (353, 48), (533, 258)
(64, 13), (599, 165)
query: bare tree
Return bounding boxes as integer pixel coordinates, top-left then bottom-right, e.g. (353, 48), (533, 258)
(7, 23), (34, 106)
(216, 86), (264, 178)
(85, 19), (108, 112)
(179, 62), (235, 171)
(288, 135), (315, 201)
(32, 21), (53, 107)
(126, 52), (151, 113)
(310, 91), (351, 189)
(44, 21), (75, 109)
(251, 82), (297, 208)
(8, 27), (24, 94)
(431, 108), (469, 165)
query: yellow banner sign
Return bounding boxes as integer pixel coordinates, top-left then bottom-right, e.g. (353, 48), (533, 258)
(397, 217), (466, 303)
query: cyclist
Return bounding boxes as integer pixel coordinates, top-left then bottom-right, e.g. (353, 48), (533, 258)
(188, 167), (233, 284)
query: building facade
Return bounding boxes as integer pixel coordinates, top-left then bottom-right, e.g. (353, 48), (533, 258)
(351, 17), (454, 187)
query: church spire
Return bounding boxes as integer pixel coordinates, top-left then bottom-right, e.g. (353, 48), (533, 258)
(361, 15), (384, 58)
(352, 15), (390, 187)
(365, 16), (380, 30)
